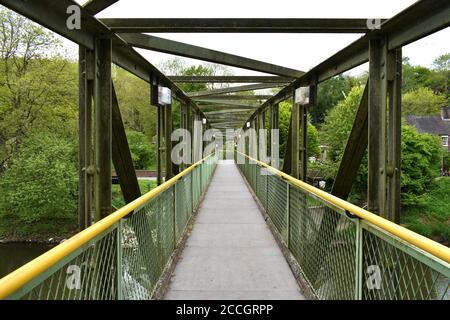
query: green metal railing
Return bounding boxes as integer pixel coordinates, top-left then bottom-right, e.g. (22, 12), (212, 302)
(236, 152), (450, 300)
(0, 153), (218, 300)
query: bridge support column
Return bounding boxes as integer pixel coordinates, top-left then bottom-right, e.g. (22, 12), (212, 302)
(94, 38), (112, 222)
(78, 47), (95, 229)
(156, 102), (163, 185)
(368, 38), (402, 221)
(164, 100), (173, 180)
(270, 103), (280, 169)
(386, 49), (402, 223)
(291, 88), (300, 179)
(257, 111), (266, 162)
(180, 103), (188, 170)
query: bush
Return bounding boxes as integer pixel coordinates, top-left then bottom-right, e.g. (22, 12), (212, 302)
(0, 133), (78, 224)
(400, 124), (443, 205)
(126, 130), (155, 169)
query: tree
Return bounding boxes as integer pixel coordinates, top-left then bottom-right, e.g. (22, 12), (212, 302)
(400, 124), (443, 205)
(126, 130), (155, 169)
(313, 75), (357, 125)
(321, 85), (443, 204)
(0, 8), (77, 171)
(0, 133), (78, 225)
(402, 87), (447, 116)
(402, 57), (433, 93)
(429, 53), (449, 99)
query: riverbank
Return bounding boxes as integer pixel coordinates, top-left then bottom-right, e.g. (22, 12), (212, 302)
(0, 216), (77, 244)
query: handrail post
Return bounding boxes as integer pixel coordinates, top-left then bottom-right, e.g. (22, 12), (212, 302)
(286, 181), (290, 247)
(173, 183), (177, 248)
(355, 218), (363, 300)
(116, 220), (122, 300)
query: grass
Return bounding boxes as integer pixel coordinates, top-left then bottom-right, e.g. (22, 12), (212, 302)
(112, 179), (157, 209)
(401, 177), (450, 245)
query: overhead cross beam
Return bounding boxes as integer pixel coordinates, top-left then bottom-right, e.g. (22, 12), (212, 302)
(198, 104), (258, 110)
(205, 109), (253, 115)
(193, 95), (271, 101)
(102, 18), (385, 33)
(119, 33), (304, 77)
(83, 0), (119, 15)
(188, 83), (286, 97)
(242, 0), (450, 128)
(170, 76), (293, 83)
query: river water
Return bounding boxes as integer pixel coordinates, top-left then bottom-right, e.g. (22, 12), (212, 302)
(0, 243), (54, 278)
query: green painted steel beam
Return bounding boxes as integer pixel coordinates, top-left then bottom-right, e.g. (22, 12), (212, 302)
(169, 76), (293, 84)
(83, 0), (118, 15)
(188, 83), (286, 97)
(205, 109), (254, 115)
(193, 95), (272, 101)
(102, 18), (384, 33)
(119, 33), (304, 77)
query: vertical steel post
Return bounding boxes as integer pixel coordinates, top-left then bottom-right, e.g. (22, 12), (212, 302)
(180, 103), (187, 171)
(387, 49), (402, 223)
(94, 38), (112, 221)
(271, 103), (280, 169)
(291, 89), (300, 179)
(156, 100), (163, 185)
(116, 221), (123, 300)
(286, 182), (290, 247)
(354, 218), (363, 300)
(165, 102), (173, 180)
(78, 47), (87, 230)
(78, 48), (94, 229)
(300, 104), (308, 181)
(368, 37), (387, 217)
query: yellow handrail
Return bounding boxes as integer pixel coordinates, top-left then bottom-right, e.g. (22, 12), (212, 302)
(0, 154), (214, 300)
(237, 151), (450, 264)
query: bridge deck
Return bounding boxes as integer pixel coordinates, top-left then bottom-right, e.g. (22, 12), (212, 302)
(164, 160), (304, 300)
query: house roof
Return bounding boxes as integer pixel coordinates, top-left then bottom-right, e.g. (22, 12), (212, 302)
(405, 115), (450, 136)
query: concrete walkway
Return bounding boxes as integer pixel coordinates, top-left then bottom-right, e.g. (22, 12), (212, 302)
(164, 160), (304, 300)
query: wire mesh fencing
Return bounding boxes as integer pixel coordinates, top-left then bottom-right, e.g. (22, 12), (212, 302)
(236, 155), (450, 300)
(2, 154), (218, 300)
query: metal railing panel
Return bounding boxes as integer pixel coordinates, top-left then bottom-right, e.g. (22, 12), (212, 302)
(0, 153), (218, 300)
(236, 151), (450, 300)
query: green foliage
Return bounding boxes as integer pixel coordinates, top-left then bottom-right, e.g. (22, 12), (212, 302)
(401, 178), (450, 243)
(0, 133), (78, 224)
(400, 124), (443, 205)
(113, 67), (156, 139)
(126, 130), (156, 170)
(321, 86), (365, 161)
(402, 87), (447, 116)
(313, 75), (357, 125)
(112, 180), (157, 209)
(0, 8), (77, 170)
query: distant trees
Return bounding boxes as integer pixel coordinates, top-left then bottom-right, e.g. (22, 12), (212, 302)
(320, 86), (444, 204)
(402, 87), (447, 115)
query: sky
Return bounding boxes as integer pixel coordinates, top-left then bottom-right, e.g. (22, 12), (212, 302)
(69, 0), (449, 77)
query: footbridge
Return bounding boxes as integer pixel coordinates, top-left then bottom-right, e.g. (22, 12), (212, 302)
(0, 0), (449, 300)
